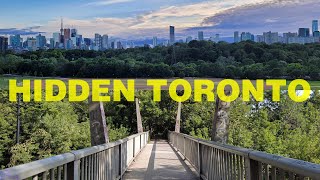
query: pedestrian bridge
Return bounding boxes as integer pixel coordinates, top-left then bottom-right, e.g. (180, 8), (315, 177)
(1, 131), (320, 180)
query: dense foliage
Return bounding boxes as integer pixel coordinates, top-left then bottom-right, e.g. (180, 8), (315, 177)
(2, 89), (319, 169)
(1, 41), (320, 79)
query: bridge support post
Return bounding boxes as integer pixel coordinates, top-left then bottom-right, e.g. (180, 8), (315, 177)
(89, 96), (109, 146)
(245, 157), (259, 180)
(135, 98), (143, 133)
(175, 102), (182, 133)
(211, 90), (231, 143)
(66, 160), (80, 180)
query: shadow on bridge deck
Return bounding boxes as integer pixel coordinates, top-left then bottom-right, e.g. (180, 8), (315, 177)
(123, 140), (198, 180)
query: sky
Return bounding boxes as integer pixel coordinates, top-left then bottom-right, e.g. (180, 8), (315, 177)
(0, 0), (319, 40)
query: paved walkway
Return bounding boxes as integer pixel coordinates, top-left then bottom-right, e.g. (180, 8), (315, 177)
(123, 140), (198, 180)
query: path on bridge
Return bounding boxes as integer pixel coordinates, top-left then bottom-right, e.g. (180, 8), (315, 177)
(123, 140), (198, 180)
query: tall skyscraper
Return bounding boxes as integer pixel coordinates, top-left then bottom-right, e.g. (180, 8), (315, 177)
(153, 36), (158, 47)
(169, 26), (175, 45)
(36, 34), (46, 48)
(27, 38), (37, 51)
(234, 31), (240, 43)
(60, 18), (64, 44)
(312, 20), (318, 33)
(0, 36), (8, 53)
(64, 29), (71, 45)
(10, 35), (22, 49)
(76, 35), (83, 47)
(198, 31), (204, 41)
(71, 29), (77, 37)
(53, 33), (60, 47)
(84, 38), (92, 46)
(102, 35), (109, 49)
(298, 28), (310, 37)
(94, 33), (102, 50)
(50, 38), (55, 49)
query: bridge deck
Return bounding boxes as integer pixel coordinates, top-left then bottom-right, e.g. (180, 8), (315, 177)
(123, 140), (198, 180)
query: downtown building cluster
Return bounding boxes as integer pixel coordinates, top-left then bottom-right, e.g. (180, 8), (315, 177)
(0, 19), (133, 52)
(1, 19), (320, 53)
(234, 20), (320, 45)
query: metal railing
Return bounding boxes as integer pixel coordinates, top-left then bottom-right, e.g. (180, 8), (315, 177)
(169, 131), (320, 180)
(0, 132), (149, 180)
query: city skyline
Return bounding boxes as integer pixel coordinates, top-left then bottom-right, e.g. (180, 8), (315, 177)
(0, 0), (320, 39)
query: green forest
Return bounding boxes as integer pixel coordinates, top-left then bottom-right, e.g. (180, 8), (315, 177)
(1, 41), (320, 79)
(0, 90), (320, 169)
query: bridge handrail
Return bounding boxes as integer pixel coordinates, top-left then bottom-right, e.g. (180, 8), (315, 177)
(169, 131), (320, 180)
(0, 131), (149, 180)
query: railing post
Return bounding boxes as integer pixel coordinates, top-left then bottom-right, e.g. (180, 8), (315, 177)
(119, 143), (122, 179)
(245, 157), (259, 180)
(176, 133), (179, 152)
(140, 134), (142, 150)
(133, 137), (135, 157)
(67, 160), (80, 180)
(183, 136), (186, 160)
(197, 140), (202, 178)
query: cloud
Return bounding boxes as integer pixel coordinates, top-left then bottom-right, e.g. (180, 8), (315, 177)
(31, 0), (319, 39)
(184, 0), (319, 36)
(0, 27), (43, 36)
(85, 0), (134, 6)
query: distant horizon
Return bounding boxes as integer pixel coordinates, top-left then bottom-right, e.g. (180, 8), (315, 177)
(1, 0), (320, 40)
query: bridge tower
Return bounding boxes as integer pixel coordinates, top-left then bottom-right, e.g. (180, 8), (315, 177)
(175, 102), (182, 133)
(135, 98), (143, 133)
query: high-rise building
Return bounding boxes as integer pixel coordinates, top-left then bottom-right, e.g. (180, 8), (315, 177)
(288, 37), (318, 44)
(64, 29), (71, 45)
(198, 31), (204, 41)
(298, 28), (310, 37)
(234, 31), (240, 43)
(52, 33), (60, 48)
(71, 37), (77, 48)
(256, 35), (264, 43)
(50, 38), (55, 49)
(94, 33), (102, 50)
(283, 32), (298, 44)
(76, 35), (83, 47)
(186, 36), (193, 43)
(313, 31), (320, 37)
(117, 41), (123, 49)
(153, 36), (158, 47)
(36, 34), (46, 48)
(60, 18), (64, 44)
(241, 32), (254, 41)
(27, 38), (37, 51)
(312, 20), (318, 33)
(102, 35), (109, 49)
(84, 38), (92, 46)
(71, 29), (77, 37)
(111, 41), (115, 49)
(262, 31), (279, 44)
(10, 35), (22, 49)
(0, 36), (8, 53)
(169, 26), (175, 45)
(66, 39), (73, 50)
